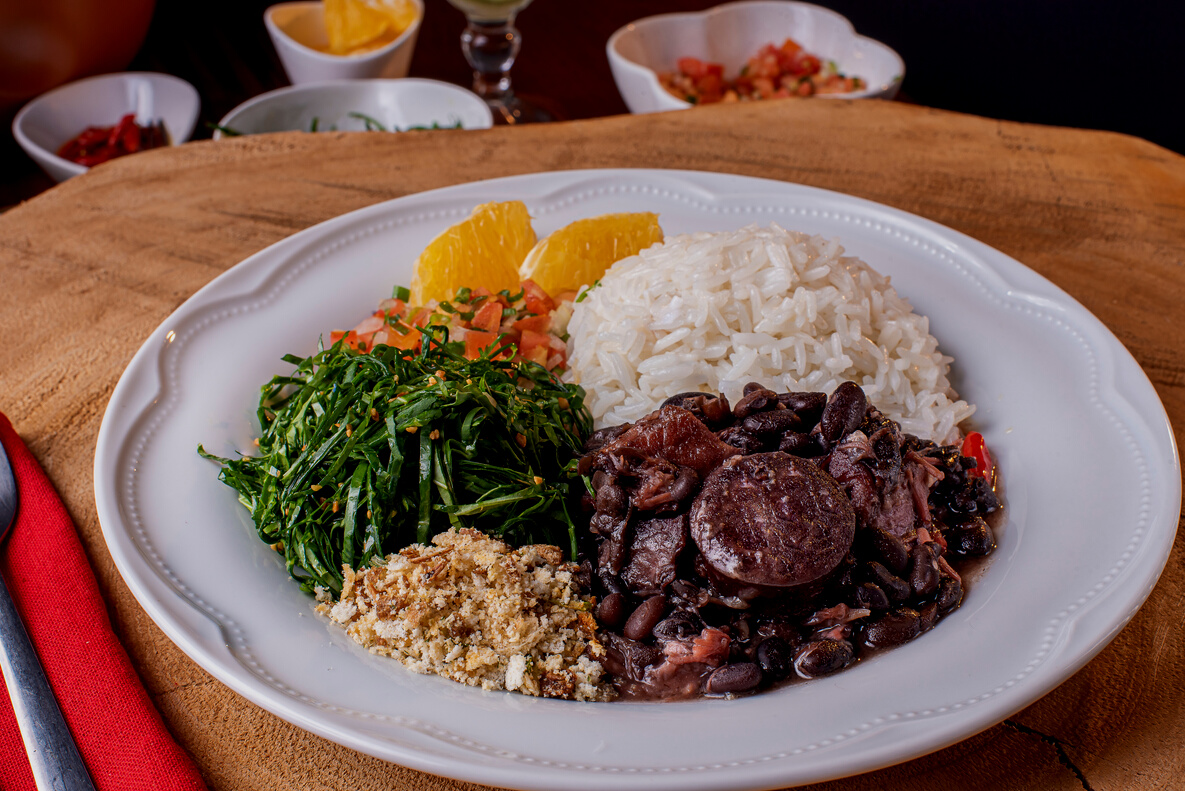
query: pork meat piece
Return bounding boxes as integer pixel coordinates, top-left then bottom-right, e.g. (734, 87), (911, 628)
(594, 406), (739, 477)
(621, 514), (689, 596)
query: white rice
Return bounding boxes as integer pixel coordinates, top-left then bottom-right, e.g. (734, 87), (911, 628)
(564, 224), (973, 443)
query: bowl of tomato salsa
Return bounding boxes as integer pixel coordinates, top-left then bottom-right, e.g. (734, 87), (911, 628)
(608, 0), (903, 114)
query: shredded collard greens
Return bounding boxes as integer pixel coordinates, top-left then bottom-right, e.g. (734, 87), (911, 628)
(199, 327), (591, 595)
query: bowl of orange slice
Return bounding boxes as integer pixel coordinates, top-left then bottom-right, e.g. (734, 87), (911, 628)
(265, 0), (422, 85)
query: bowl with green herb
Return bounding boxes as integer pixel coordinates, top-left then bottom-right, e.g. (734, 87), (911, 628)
(212, 78), (492, 140)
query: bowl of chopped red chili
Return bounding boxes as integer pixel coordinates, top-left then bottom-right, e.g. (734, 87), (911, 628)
(608, 0), (903, 114)
(13, 72), (200, 183)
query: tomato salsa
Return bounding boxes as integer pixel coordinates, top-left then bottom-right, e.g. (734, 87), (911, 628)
(660, 39), (866, 105)
(331, 280), (574, 371)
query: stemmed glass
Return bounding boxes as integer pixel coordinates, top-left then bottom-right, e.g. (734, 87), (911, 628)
(445, 0), (553, 124)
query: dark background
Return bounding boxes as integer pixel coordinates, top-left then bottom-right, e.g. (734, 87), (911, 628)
(2, 0), (1180, 207)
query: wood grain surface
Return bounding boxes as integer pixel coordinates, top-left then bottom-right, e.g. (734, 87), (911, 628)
(1, 98), (1182, 791)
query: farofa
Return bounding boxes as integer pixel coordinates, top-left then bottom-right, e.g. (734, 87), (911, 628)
(317, 527), (613, 701)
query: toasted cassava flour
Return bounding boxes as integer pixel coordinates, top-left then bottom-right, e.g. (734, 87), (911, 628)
(318, 528), (612, 701)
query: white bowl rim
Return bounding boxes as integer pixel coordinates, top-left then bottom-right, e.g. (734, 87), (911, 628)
(607, 0), (905, 105)
(264, 0), (424, 65)
(213, 77), (494, 140)
(11, 71), (201, 178)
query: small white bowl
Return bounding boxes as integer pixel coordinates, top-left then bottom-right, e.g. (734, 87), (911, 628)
(213, 79), (493, 139)
(12, 72), (200, 183)
(608, 0), (904, 114)
(265, 0), (423, 85)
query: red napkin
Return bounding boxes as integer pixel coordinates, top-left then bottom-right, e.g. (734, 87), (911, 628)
(0, 415), (208, 791)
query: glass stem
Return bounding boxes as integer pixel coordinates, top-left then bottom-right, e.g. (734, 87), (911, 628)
(460, 18), (521, 104)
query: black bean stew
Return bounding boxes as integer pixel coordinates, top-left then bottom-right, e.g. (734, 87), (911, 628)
(577, 382), (1001, 700)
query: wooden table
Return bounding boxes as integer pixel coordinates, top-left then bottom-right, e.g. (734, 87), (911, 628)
(1, 99), (1182, 791)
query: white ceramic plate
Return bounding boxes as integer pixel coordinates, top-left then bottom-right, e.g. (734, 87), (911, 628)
(94, 169), (1180, 791)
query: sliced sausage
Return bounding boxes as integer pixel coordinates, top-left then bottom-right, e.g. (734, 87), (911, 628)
(689, 452), (856, 588)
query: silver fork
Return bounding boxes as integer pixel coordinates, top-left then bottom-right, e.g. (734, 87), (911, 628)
(0, 438), (97, 790)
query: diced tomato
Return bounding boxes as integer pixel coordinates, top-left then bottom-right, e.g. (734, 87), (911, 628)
(512, 313), (550, 334)
(463, 329), (499, 359)
(750, 49), (780, 79)
(520, 279), (555, 315)
(377, 298), (406, 318)
(471, 300), (504, 333)
(553, 290), (579, 304)
(790, 53), (821, 77)
(330, 330), (347, 345)
(518, 329), (551, 366)
(545, 352), (566, 371)
(387, 324), (420, 351)
(696, 73), (726, 102)
(470, 286), (510, 307)
(340, 314), (381, 350)
(410, 308), (433, 327)
(779, 38), (803, 59)
(961, 431), (995, 482)
(677, 57), (724, 80)
(521, 347), (548, 366)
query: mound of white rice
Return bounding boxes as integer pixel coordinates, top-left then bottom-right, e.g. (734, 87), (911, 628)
(564, 224), (973, 443)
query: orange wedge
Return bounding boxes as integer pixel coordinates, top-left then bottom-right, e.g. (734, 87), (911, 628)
(518, 212), (663, 296)
(408, 201), (537, 305)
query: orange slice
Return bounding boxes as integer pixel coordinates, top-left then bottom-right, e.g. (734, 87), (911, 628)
(408, 201), (537, 305)
(324, 0), (392, 55)
(518, 212), (663, 296)
(374, 0), (418, 35)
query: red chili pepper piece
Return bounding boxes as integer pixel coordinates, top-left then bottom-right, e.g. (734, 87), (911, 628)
(122, 121), (142, 153)
(961, 431), (994, 481)
(107, 114), (136, 150)
(57, 115), (166, 166)
(76, 127), (111, 147)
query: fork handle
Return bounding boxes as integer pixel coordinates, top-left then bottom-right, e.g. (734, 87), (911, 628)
(0, 572), (97, 791)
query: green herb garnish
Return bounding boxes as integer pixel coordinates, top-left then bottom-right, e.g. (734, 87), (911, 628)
(348, 111), (388, 132)
(199, 328), (591, 595)
(206, 122), (243, 137)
